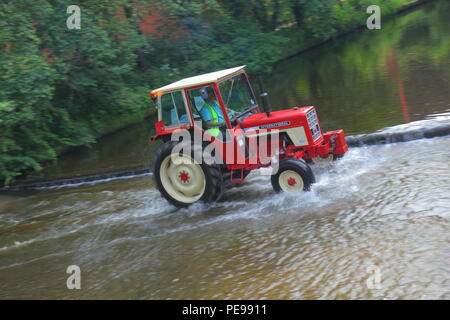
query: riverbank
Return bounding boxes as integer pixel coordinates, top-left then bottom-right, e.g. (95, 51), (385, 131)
(276, 0), (435, 62)
(58, 0), (436, 147)
(0, 0), (439, 186)
(65, 0), (437, 139)
(56, 0), (436, 144)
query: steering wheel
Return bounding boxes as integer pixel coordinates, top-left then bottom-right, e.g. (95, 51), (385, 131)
(235, 106), (255, 120)
(227, 108), (239, 120)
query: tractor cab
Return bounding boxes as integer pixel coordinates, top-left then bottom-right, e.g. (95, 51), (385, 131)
(150, 66), (348, 208)
(150, 66), (258, 140)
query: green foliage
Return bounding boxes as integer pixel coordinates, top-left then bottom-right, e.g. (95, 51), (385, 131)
(0, 0), (153, 185)
(0, 2), (60, 185)
(200, 17), (287, 74)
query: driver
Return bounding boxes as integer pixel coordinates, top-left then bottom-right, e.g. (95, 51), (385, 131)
(200, 87), (225, 137)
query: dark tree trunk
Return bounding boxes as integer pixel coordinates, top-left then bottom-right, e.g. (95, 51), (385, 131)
(291, 3), (304, 27)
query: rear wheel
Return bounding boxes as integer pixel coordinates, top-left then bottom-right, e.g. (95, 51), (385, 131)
(154, 141), (223, 208)
(271, 159), (315, 192)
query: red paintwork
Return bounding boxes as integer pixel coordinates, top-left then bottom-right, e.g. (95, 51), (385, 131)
(150, 120), (190, 142)
(288, 177), (296, 186)
(150, 69), (348, 185)
(241, 107), (312, 131)
(179, 171), (189, 183)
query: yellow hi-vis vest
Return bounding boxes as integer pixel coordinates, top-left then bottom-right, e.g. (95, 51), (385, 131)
(204, 103), (220, 137)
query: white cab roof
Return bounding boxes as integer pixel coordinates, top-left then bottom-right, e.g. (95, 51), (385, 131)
(151, 65), (246, 93)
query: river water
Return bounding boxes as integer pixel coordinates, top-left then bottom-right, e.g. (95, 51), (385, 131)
(0, 0), (449, 299)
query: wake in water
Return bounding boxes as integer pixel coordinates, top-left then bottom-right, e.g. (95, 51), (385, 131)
(1, 135), (449, 300)
(0, 142), (377, 253)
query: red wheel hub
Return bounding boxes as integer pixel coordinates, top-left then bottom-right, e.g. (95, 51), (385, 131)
(179, 171), (190, 183)
(288, 177), (296, 186)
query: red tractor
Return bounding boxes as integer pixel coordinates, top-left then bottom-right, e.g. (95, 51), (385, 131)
(150, 66), (348, 207)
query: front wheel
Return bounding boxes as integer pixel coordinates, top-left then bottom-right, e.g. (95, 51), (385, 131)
(271, 159), (315, 193)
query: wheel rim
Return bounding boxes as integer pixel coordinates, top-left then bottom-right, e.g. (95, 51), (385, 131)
(278, 170), (304, 192)
(160, 153), (206, 203)
(312, 154), (333, 164)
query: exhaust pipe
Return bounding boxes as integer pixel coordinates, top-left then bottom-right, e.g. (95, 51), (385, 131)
(260, 92), (272, 117)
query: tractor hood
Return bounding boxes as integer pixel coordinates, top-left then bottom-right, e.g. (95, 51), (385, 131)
(240, 106), (315, 133)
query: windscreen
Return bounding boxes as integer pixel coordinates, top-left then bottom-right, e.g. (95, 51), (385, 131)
(218, 73), (256, 120)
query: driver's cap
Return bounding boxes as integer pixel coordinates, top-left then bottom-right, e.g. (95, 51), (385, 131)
(200, 88), (208, 99)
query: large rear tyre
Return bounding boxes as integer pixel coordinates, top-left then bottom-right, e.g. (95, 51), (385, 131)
(154, 141), (223, 208)
(271, 159), (315, 193)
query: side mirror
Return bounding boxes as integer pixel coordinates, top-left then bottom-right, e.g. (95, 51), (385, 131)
(150, 92), (158, 108)
(151, 97), (158, 110)
(260, 92), (271, 117)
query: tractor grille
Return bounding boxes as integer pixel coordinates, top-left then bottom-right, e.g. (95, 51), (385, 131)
(306, 109), (322, 141)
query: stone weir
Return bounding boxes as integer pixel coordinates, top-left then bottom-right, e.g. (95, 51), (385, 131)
(2, 116), (450, 191)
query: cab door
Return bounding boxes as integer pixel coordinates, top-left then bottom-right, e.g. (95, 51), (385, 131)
(159, 90), (189, 129)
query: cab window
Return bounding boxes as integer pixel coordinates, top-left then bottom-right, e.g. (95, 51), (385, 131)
(161, 91), (188, 126)
(219, 74), (256, 120)
(186, 85), (218, 122)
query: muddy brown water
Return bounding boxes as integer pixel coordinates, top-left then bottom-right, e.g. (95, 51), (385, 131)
(0, 0), (449, 299)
